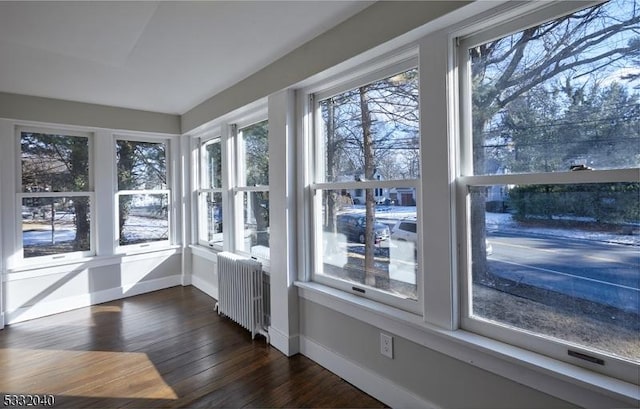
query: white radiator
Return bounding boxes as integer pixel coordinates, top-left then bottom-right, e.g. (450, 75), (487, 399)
(214, 251), (269, 341)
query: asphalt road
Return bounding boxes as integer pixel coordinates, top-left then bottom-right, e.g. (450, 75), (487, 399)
(487, 231), (640, 313)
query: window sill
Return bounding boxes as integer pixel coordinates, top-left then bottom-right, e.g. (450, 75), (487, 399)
(295, 281), (639, 408)
(6, 246), (181, 279)
(189, 244), (271, 274)
(115, 242), (176, 256)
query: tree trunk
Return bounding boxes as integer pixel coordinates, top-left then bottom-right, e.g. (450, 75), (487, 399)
(359, 86), (385, 288)
(471, 116), (490, 284)
(325, 98), (337, 232)
(70, 138), (90, 251)
(73, 197), (90, 251)
(251, 192), (269, 247)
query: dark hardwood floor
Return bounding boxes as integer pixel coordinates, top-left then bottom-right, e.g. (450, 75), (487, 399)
(0, 286), (385, 408)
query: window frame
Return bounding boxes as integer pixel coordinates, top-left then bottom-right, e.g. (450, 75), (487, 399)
(191, 102), (270, 266)
(197, 133), (224, 250)
(16, 126), (96, 264)
(231, 118), (270, 263)
(303, 54), (424, 314)
(114, 134), (172, 252)
(455, 1), (640, 383)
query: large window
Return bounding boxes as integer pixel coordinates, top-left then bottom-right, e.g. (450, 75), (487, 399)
(195, 116), (269, 262)
(18, 128), (94, 260)
(458, 0), (639, 381)
(115, 138), (170, 248)
(234, 120), (270, 260)
(309, 62), (421, 311)
(198, 137), (223, 248)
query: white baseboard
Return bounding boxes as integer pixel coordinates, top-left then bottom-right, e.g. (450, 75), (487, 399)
(269, 326), (300, 356)
(300, 335), (440, 409)
(190, 275), (218, 300)
(6, 274), (182, 324)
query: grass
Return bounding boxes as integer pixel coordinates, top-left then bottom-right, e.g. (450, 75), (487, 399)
(473, 283), (640, 362)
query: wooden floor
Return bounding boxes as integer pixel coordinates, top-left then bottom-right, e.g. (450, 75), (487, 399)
(0, 286), (385, 408)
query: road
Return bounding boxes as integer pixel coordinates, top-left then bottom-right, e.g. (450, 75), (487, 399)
(487, 231), (640, 313)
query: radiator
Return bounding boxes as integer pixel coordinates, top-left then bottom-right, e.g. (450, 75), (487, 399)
(214, 251), (269, 342)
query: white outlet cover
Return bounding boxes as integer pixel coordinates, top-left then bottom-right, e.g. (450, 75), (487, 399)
(380, 333), (393, 359)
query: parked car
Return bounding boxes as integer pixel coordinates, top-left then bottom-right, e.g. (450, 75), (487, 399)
(336, 214), (390, 244)
(390, 219), (417, 242)
(391, 218), (493, 255)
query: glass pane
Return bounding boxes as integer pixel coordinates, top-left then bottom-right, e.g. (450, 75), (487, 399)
(470, 0), (639, 175)
(241, 191), (269, 259)
(318, 188), (418, 300)
(470, 183), (640, 361)
(21, 132), (90, 192)
(200, 191), (223, 247)
(319, 68), (420, 183)
(203, 139), (222, 189)
(22, 196), (91, 258)
(116, 140), (167, 190)
(241, 120), (269, 186)
(118, 193), (168, 245)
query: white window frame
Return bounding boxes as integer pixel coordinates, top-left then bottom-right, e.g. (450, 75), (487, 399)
(114, 134), (172, 253)
(231, 116), (270, 264)
(302, 52), (423, 314)
(190, 102), (270, 266)
(16, 126), (95, 264)
(196, 132), (224, 250)
(455, 1), (640, 383)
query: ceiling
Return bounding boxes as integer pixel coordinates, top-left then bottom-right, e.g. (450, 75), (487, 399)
(0, 1), (372, 115)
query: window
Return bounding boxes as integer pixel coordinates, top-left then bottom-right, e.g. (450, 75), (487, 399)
(198, 137), (223, 248)
(308, 62), (421, 311)
(458, 0), (639, 382)
(193, 109), (269, 261)
(115, 138), (170, 248)
(234, 120), (270, 260)
(18, 128), (94, 260)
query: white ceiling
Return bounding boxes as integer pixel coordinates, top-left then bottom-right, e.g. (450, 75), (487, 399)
(0, 1), (372, 114)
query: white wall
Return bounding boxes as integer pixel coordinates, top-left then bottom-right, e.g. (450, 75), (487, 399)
(299, 299), (578, 409)
(5, 251), (181, 324)
(190, 251), (218, 300)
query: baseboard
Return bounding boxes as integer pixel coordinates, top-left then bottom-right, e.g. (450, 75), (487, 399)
(6, 274), (182, 324)
(190, 275), (218, 300)
(300, 335), (440, 409)
(269, 326), (300, 356)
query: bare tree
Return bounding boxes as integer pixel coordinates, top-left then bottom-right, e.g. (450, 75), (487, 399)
(359, 85), (378, 286)
(469, 0), (639, 282)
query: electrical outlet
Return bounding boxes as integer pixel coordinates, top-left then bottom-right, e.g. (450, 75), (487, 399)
(380, 333), (393, 359)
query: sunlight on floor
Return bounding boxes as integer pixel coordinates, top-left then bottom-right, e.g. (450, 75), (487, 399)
(91, 305), (123, 313)
(18, 305), (123, 329)
(0, 348), (177, 399)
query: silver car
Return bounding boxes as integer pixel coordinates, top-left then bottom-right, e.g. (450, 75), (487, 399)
(391, 219), (493, 255)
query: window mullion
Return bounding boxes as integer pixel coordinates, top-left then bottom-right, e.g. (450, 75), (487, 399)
(221, 122), (234, 252)
(462, 168), (640, 187)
